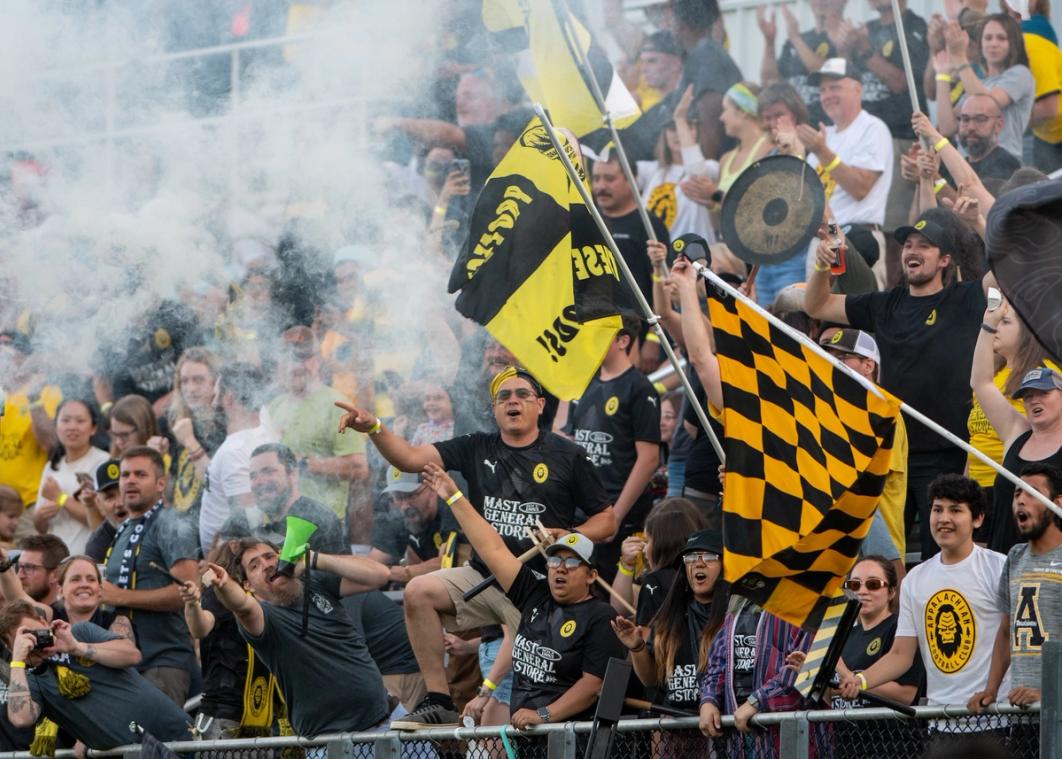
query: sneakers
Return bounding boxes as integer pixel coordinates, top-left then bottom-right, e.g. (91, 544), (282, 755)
(390, 698), (461, 730)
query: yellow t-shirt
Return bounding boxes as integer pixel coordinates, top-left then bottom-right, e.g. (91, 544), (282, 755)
(1026, 33), (1062, 144)
(878, 414), (909, 558)
(0, 386), (62, 505)
(966, 367), (1024, 487)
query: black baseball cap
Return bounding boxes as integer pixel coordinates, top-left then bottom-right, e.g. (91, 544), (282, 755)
(95, 459), (121, 492)
(677, 528), (724, 566)
(894, 214), (955, 253)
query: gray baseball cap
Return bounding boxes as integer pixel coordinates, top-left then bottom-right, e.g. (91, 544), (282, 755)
(545, 532), (594, 565)
(382, 466), (422, 495)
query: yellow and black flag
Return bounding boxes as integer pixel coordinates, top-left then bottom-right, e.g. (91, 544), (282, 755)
(707, 293), (901, 630)
(448, 118), (623, 400)
(482, 0), (640, 138)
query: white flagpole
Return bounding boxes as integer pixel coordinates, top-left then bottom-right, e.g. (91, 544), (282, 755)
(534, 104), (726, 464)
(692, 261), (1062, 521)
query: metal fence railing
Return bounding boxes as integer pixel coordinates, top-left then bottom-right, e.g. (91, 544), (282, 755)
(0, 703), (1040, 759)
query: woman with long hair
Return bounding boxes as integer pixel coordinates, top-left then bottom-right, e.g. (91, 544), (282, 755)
(973, 301), (1062, 553)
(107, 394), (158, 458)
(612, 530), (728, 714)
(716, 82), (773, 196)
(940, 13), (1034, 158)
(166, 347), (225, 514)
(610, 497), (708, 621)
(34, 399), (110, 554)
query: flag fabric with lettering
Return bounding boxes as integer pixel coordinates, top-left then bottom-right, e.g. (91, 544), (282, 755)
(482, 0), (640, 138)
(708, 292), (901, 630)
(448, 118), (623, 400)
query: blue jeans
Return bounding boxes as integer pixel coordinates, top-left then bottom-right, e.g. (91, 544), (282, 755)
(755, 254), (808, 310)
(479, 636), (514, 705)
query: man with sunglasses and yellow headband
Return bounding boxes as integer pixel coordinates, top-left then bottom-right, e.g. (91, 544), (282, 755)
(335, 366), (616, 729)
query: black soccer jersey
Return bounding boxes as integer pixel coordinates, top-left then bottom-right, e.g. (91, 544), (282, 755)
(434, 431), (611, 572)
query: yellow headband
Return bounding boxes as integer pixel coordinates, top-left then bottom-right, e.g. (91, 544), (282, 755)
(727, 83), (759, 117)
(489, 366), (519, 400)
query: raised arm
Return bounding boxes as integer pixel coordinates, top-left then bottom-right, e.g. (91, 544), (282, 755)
(6, 628), (43, 728)
(971, 305), (1029, 448)
(179, 581), (217, 640)
(335, 401), (443, 472)
(421, 463), (521, 592)
(203, 562), (266, 637)
(803, 232), (851, 325)
(672, 258), (723, 411)
(311, 552), (390, 597)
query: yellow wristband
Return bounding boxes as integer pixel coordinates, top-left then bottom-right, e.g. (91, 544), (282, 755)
(433, 205), (447, 216)
(616, 562), (635, 577)
(653, 381), (667, 395)
(651, 274), (663, 283)
(823, 155), (842, 173)
(446, 491), (464, 506)
(482, 678), (497, 692)
(56, 493), (69, 508)
(10, 661), (25, 669)
(933, 178), (947, 195)
(814, 262), (831, 272)
(856, 672), (868, 691)
(367, 419), (382, 436)
(933, 137), (950, 152)
(935, 73), (953, 83)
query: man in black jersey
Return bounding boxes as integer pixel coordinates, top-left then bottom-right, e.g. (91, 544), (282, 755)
(564, 316), (661, 581)
(336, 367), (616, 728)
(804, 210), (991, 559)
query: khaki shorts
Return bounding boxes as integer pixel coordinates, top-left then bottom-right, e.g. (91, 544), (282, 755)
(434, 565), (523, 633)
(383, 672), (428, 712)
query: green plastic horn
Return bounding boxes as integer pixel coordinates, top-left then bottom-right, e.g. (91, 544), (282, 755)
(274, 516), (319, 578)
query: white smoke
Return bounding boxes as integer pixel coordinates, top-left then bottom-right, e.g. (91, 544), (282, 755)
(0, 0), (454, 375)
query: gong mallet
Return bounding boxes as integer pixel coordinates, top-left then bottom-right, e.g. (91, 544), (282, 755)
(460, 525), (556, 602)
(527, 519), (638, 617)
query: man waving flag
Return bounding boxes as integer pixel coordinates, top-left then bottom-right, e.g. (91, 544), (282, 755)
(448, 119), (624, 400)
(708, 291), (901, 630)
(482, 0), (640, 138)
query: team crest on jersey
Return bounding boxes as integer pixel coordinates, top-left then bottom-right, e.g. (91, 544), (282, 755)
(533, 463), (549, 483)
(866, 637), (882, 656)
(604, 396), (619, 416)
(311, 593), (334, 615)
(925, 308), (938, 326)
(560, 620), (577, 638)
(924, 589), (975, 673)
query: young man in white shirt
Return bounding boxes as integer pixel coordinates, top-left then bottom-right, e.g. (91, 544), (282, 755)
(839, 474), (1009, 715)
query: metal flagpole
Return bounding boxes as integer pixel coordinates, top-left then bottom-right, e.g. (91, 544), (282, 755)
(691, 261), (1062, 521)
(889, 0), (929, 148)
(549, 0), (669, 280)
(534, 104), (726, 464)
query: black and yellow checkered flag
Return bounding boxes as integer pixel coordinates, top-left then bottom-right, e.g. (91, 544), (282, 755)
(707, 293), (900, 630)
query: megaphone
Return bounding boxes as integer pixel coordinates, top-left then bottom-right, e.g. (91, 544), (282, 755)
(272, 516), (319, 579)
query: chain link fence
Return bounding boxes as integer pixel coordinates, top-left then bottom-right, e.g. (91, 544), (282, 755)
(13, 703), (1039, 759)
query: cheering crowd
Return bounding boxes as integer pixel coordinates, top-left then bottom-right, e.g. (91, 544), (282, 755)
(1, 0), (1062, 756)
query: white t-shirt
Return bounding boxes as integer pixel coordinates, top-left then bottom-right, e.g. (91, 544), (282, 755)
(636, 148), (719, 242)
(897, 545), (1010, 710)
(36, 447), (111, 554)
(199, 424), (277, 553)
(809, 109), (894, 226)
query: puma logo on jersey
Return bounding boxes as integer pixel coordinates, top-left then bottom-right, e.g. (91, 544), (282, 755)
(644, 584), (658, 595)
(484, 459), (498, 474)
(647, 395), (658, 407)
(409, 535), (421, 548)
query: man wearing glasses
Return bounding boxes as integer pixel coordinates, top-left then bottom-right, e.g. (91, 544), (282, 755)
(8, 536), (69, 610)
(954, 94), (1021, 183)
(336, 366), (616, 728)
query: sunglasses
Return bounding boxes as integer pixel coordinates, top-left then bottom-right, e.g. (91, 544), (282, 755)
(546, 556), (586, 570)
(844, 578), (889, 591)
(683, 551), (720, 565)
(494, 388), (537, 403)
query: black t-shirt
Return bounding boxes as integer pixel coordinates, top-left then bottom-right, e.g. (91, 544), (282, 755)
(198, 587), (247, 721)
(832, 614), (924, 708)
(681, 372), (724, 494)
(731, 603), (758, 701)
(505, 564), (627, 717)
(242, 574), (388, 735)
(970, 146), (1022, 183)
(567, 367), (661, 525)
(342, 590), (419, 676)
(845, 281), (986, 453)
(636, 567), (677, 627)
(778, 29), (837, 127)
(166, 415), (226, 516)
(84, 522), (117, 563)
(219, 496), (350, 556)
(648, 598), (712, 709)
(50, 604), (118, 629)
(371, 503), (463, 563)
(434, 431), (611, 573)
(861, 12), (929, 138)
(603, 209), (670, 310)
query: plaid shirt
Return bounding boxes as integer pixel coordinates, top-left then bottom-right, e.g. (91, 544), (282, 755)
(700, 598), (811, 714)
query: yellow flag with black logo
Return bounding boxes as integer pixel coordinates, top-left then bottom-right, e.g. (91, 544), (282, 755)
(708, 292), (901, 630)
(448, 118), (622, 400)
(482, 0), (640, 138)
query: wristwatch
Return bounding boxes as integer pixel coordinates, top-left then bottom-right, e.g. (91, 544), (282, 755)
(745, 694), (760, 710)
(477, 687), (495, 699)
(536, 706), (552, 723)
